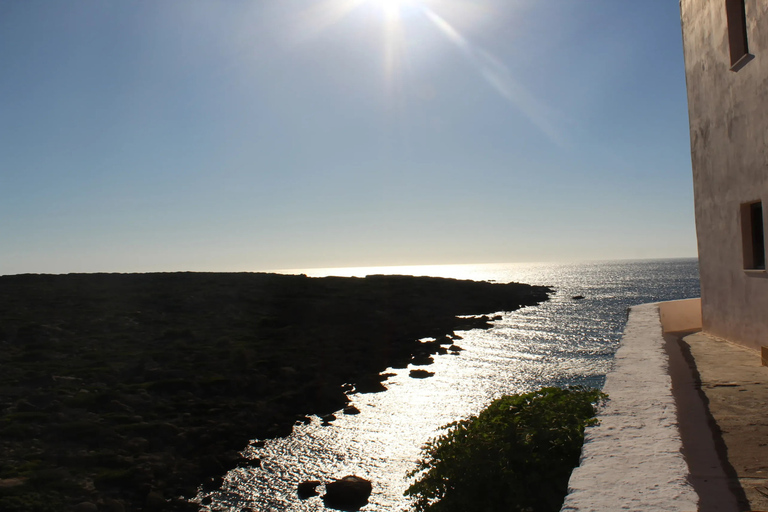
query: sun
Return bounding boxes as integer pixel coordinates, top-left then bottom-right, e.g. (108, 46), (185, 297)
(373, 0), (411, 6)
(370, 0), (414, 15)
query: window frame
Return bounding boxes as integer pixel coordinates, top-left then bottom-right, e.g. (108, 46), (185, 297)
(726, 0), (753, 71)
(741, 200), (766, 272)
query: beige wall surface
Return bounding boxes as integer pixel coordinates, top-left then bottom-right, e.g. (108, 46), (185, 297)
(681, 0), (768, 351)
(658, 298), (702, 333)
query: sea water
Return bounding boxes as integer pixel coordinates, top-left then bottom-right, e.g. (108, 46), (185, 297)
(202, 258), (700, 511)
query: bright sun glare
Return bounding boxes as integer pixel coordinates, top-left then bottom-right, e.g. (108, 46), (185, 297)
(374, 0), (411, 6)
(308, 0), (555, 141)
(370, 0), (415, 16)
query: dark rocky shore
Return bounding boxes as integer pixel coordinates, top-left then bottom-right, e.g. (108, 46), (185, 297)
(0, 272), (550, 511)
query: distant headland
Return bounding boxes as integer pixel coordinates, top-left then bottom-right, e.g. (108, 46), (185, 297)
(0, 272), (549, 511)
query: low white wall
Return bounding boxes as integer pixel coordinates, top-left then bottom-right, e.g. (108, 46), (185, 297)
(659, 298), (702, 333)
(560, 302), (698, 512)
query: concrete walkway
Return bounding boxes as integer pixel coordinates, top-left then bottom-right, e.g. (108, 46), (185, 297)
(678, 331), (768, 511)
(562, 300), (768, 512)
(561, 303), (698, 512)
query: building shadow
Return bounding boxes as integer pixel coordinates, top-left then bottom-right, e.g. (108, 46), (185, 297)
(666, 331), (750, 512)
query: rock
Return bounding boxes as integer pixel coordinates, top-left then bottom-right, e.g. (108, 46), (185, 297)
(220, 450), (244, 468)
(343, 405), (360, 415)
(156, 422), (179, 439)
(321, 413), (336, 423)
(109, 400), (134, 413)
(297, 480), (322, 499)
(103, 498), (126, 512)
(200, 475), (223, 492)
(145, 491), (166, 510)
(126, 437), (149, 454)
(72, 503), (98, 512)
(448, 344), (463, 352)
(390, 357), (410, 369)
(15, 399), (37, 412)
(354, 379), (387, 393)
(410, 354), (434, 366)
(0, 477), (27, 488)
(572, 295), (585, 300)
(242, 457), (261, 468)
(323, 475), (372, 510)
(168, 497), (200, 511)
(409, 369), (435, 379)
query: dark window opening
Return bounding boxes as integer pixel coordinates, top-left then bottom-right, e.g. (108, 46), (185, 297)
(742, 201), (765, 270)
(726, 0), (752, 71)
(750, 202), (765, 269)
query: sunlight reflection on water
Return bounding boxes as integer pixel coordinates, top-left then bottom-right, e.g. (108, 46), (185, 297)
(203, 259), (700, 511)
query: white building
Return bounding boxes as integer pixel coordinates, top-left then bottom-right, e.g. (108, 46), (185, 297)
(680, 0), (768, 353)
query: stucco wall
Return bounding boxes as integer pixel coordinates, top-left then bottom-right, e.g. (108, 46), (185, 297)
(681, 0), (768, 351)
(658, 298), (702, 333)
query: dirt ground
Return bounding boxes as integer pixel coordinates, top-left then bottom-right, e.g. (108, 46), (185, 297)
(672, 331), (768, 512)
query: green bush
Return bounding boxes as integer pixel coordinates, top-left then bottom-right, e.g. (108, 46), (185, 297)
(405, 386), (606, 512)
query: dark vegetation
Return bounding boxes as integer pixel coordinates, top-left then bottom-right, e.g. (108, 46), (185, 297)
(405, 386), (606, 512)
(0, 272), (549, 511)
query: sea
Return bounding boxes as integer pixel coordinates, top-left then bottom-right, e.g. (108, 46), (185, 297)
(201, 258), (700, 511)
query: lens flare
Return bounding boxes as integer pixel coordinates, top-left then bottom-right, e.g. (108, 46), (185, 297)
(372, 0), (411, 10)
(291, 0), (563, 144)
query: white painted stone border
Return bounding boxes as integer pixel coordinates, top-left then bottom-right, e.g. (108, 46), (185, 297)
(560, 302), (698, 512)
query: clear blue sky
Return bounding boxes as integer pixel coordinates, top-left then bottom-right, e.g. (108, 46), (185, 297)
(1, 0), (697, 274)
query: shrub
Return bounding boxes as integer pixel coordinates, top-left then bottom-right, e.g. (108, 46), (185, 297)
(404, 386), (606, 512)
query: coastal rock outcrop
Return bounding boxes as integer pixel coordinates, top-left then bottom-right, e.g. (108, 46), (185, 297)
(343, 405), (360, 415)
(322, 475), (372, 510)
(297, 480), (321, 499)
(411, 353), (434, 366)
(0, 272), (550, 511)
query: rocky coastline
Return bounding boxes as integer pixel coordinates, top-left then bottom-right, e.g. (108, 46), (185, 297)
(0, 272), (549, 511)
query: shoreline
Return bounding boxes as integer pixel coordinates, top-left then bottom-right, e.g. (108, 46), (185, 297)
(0, 272), (549, 511)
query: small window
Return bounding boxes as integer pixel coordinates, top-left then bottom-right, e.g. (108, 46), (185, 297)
(726, 0), (753, 71)
(741, 201), (765, 270)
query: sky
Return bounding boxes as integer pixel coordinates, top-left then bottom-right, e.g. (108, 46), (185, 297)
(0, 0), (697, 275)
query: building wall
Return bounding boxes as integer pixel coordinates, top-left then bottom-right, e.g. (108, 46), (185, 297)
(681, 0), (768, 351)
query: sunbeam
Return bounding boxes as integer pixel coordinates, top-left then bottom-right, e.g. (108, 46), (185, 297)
(290, 0), (563, 144)
(420, 7), (564, 145)
(381, 0), (408, 95)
